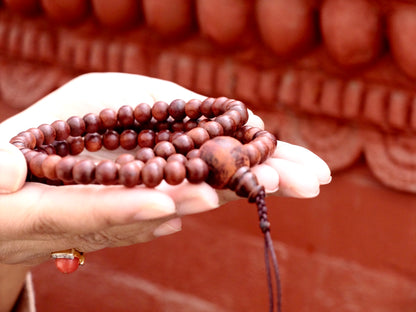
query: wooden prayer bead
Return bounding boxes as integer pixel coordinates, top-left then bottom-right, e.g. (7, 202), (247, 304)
(200, 97), (215, 118)
(137, 129), (155, 148)
(152, 101), (169, 121)
(99, 108), (118, 129)
(51, 120), (71, 141)
(164, 160), (186, 185)
(73, 159), (96, 184)
(135, 147), (155, 163)
(155, 129), (171, 143)
(199, 136), (249, 189)
(84, 133), (102, 152)
(167, 153), (187, 165)
(185, 158), (209, 184)
(141, 161), (164, 187)
(83, 113), (101, 133)
(56, 156), (77, 182)
(154, 141), (176, 159)
(42, 155), (61, 180)
(29, 153), (48, 178)
(215, 115), (237, 136)
(67, 136), (84, 155)
(95, 160), (118, 185)
(27, 128), (45, 147)
(102, 130), (120, 150)
(67, 116), (86, 137)
(186, 127), (210, 148)
(38, 124), (56, 145)
(119, 160), (144, 187)
(120, 129), (138, 150)
(168, 99), (186, 121)
(118, 105), (135, 128)
(172, 134), (194, 155)
(115, 154), (135, 165)
(134, 103), (152, 123)
(53, 141), (70, 157)
(184, 99), (202, 119)
(202, 121), (224, 138)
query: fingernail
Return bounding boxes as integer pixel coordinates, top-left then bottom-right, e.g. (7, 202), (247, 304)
(153, 218), (182, 237)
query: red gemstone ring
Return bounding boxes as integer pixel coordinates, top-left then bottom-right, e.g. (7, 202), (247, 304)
(51, 248), (85, 274)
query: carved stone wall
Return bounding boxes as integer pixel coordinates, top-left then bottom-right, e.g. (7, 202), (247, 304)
(1, 1), (415, 311)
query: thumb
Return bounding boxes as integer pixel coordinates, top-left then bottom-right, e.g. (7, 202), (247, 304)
(0, 143), (27, 194)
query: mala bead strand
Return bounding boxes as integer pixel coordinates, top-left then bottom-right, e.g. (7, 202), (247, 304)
(11, 97), (281, 312)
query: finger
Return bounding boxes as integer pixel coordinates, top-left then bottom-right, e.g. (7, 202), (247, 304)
(265, 158), (321, 198)
(251, 163), (279, 193)
(0, 143), (27, 193)
(273, 141), (332, 185)
(156, 180), (219, 216)
(0, 183), (176, 239)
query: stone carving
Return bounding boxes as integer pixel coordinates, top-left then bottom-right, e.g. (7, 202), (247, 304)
(0, 0), (415, 192)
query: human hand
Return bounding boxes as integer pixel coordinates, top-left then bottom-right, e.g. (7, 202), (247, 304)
(0, 73), (331, 266)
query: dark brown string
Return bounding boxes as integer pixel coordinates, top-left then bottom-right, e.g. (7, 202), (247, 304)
(256, 188), (281, 312)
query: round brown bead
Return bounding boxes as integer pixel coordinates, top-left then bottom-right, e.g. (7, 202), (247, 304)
(170, 121), (184, 132)
(116, 153), (135, 165)
(243, 126), (262, 143)
(85, 133), (102, 152)
(172, 134), (194, 155)
(51, 120), (71, 141)
(38, 145), (55, 155)
(224, 109), (244, 128)
(102, 130), (120, 150)
(24, 150), (38, 166)
(56, 156), (77, 182)
(83, 113), (101, 133)
(187, 127), (210, 148)
(120, 129), (138, 150)
(73, 159), (96, 184)
(243, 143), (262, 166)
(155, 129), (171, 143)
(118, 105), (135, 128)
(27, 128), (44, 147)
(42, 154), (61, 180)
(186, 158), (209, 184)
(215, 115), (237, 136)
(135, 147), (155, 163)
(67, 136), (84, 155)
(134, 103), (152, 123)
(95, 160), (118, 185)
(154, 141), (176, 159)
(186, 149), (200, 159)
(53, 141), (70, 157)
(141, 161), (164, 187)
(185, 99), (202, 119)
(119, 160), (144, 187)
(167, 153), (187, 165)
(38, 124), (56, 145)
(67, 116), (86, 137)
(211, 96), (229, 116)
(137, 129), (155, 148)
(29, 153), (48, 178)
(202, 121), (224, 138)
(250, 139), (270, 163)
(168, 99), (186, 120)
(164, 160), (186, 185)
(147, 156), (167, 168)
(228, 101), (249, 125)
(152, 101), (169, 121)
(200, 97), (215, 118)
(17, 132), (37, 149)
(184, 119), (198, 131)
(99, 108), (118, 129)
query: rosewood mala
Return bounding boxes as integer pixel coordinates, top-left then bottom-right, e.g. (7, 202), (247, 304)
(10, 97), (281, 312)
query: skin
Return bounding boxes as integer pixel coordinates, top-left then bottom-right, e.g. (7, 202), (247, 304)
(0, 73), (331, 311)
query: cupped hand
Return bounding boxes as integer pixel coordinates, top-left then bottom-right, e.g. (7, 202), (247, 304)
(0, 73), (331, 265)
